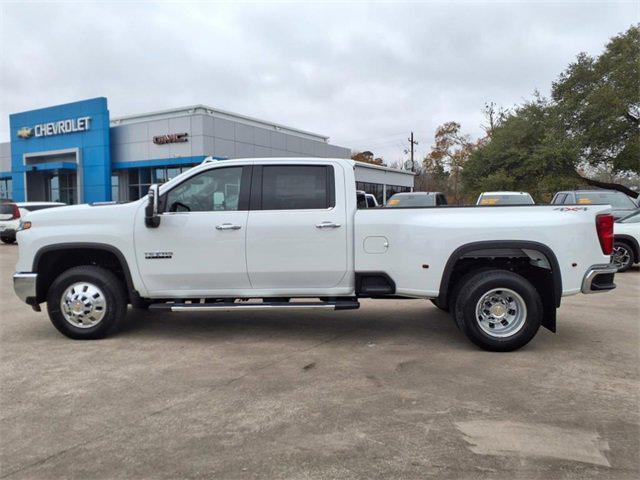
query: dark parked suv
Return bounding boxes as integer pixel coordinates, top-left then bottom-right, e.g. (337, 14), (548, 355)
(551, 190), (638, 220)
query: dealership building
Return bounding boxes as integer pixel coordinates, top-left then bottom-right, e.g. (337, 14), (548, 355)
(0, 97), (413, 205)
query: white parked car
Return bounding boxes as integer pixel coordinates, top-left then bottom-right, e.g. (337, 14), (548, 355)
(13, 158), (617, 351)
(356, 190), (379, 208)
(613, 209), (640, 271)
(0, 202), (65, 244)
(477, 191), (535, 205)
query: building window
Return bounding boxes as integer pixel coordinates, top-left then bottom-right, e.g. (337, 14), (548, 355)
(385, 185), (411, 203)
(0, 177), (12, 200)
(111, 174), (119, 202)
(356, 181), (384, 206)
(123, 165), (196, 201)
(48, 172), (77, 204)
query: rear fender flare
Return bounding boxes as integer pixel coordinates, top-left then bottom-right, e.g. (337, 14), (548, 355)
(437, 240), (563, 310)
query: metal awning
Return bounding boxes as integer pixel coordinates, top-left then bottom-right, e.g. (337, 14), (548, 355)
(18, 162), (77, 172)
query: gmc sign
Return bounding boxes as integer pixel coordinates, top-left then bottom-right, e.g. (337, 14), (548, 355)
(153, 133), (188, 144)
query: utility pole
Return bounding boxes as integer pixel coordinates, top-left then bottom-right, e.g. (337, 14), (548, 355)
(407, 132), (418, 172)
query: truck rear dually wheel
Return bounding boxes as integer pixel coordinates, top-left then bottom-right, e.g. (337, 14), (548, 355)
(47, 266), (127, 340)
(453, 269), (542, 351)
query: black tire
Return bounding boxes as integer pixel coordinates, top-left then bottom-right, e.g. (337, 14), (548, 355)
(453, 269), (542, 352)
(47, 266), (128, 340)
(1, 235), (15, 244)
(444, 266), (496, 319)
(613, 240), (635, 272)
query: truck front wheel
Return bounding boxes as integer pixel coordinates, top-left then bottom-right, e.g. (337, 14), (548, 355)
(453, 270), (542, 351)
(46, 266), (127, 340)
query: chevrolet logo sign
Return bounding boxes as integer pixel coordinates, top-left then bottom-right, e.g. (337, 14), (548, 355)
(16, 127), (34, 139)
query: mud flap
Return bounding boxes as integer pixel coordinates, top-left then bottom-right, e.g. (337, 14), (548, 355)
(542, 302), (557, 333)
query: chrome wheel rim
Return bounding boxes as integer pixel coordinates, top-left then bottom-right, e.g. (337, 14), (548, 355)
(60, 282), (107, 328)
(612, 245), (631, 269)
(475, 288), (527, 338)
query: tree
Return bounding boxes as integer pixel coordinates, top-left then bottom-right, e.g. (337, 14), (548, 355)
(462, 25), (640, 201)
(424, 121), (477, 204)
(463, 96), (580, 202)
(552, 25), (640, 179)
(351, 151), (385, 166)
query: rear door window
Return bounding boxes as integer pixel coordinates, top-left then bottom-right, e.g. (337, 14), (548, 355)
(260, 165), (334, 210)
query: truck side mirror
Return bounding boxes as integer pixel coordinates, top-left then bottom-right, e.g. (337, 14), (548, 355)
(145, 184), (161, 228)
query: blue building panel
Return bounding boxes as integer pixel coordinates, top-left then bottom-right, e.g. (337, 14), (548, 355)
(9, 97), (111, 203)
(4, 98), (355, 204)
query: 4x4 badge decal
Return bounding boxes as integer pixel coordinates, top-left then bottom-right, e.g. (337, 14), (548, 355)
(553, 207), (588, 212)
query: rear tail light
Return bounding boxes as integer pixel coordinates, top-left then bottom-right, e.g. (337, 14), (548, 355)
(595, 214), (614, 255)
(11, 204), (20, 220)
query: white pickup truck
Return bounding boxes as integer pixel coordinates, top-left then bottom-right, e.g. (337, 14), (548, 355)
(13, 158), (618, 351)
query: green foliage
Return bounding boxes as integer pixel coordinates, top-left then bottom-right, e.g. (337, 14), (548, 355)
(552, 25), (639, 173)
(462, 25), (640, 201)
(463, 97), (581, 202)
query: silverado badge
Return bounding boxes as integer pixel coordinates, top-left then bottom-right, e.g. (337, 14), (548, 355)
(144, 251), (173, 259)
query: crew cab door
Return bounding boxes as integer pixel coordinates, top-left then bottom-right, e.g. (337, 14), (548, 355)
(134, 165), (252, 296)
(245, 163), (348, 289)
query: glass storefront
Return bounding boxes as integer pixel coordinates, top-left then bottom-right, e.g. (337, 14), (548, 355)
(356, 181), (385, 205)
(114, 164), (197, 202)
(385, 184), (411, 202)
(356, 181), (411, 205)
(0, 177), (11, 200)
(48, 172), (77, 204)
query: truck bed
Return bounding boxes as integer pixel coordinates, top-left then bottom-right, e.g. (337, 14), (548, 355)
(355, 205), (612, 298)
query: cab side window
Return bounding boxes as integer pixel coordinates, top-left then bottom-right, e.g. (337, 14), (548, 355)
(260, 165), (335, 210)
(165, 167), (244, 212)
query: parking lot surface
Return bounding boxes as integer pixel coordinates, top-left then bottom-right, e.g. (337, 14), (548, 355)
(0, 244), (638, 479)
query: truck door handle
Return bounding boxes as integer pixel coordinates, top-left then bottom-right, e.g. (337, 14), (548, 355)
(315, 222), (341, 229)
(215, 223), (242, 230)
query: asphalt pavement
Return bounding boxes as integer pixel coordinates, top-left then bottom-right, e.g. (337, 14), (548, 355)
(0, 243), (638, 479)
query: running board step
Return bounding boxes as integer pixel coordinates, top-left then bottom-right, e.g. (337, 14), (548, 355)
(149, 300), (360, 312)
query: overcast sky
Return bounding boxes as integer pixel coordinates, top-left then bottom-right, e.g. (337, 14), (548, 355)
(0, 0), (636, 164)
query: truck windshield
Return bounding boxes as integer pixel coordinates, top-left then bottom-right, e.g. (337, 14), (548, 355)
(618, 210), (640, 223)
(479, 195), (533, 205)
(387, 194), (434, 207)
(575, 192), (636, 209)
